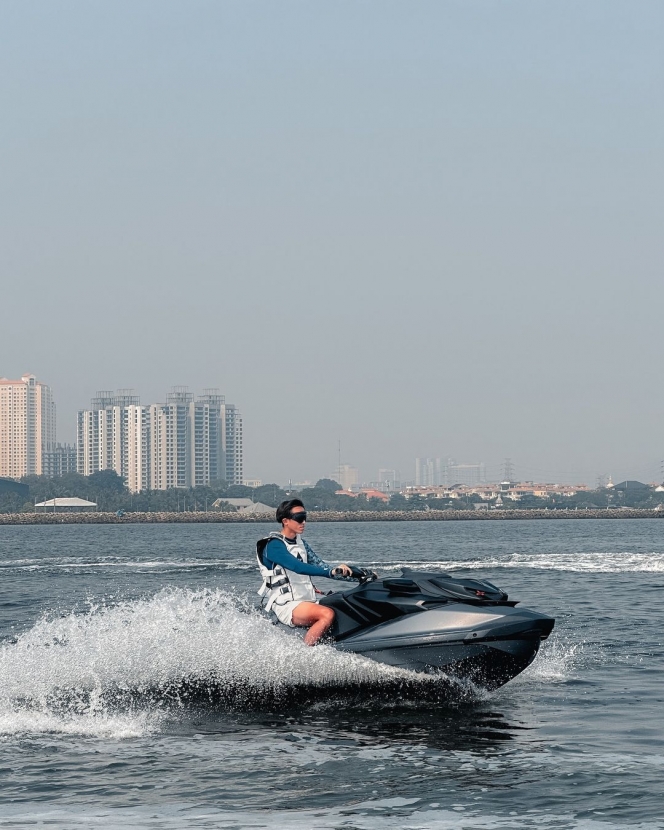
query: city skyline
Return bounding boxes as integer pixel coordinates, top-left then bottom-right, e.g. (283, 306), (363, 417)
(2, 371), (662, 489)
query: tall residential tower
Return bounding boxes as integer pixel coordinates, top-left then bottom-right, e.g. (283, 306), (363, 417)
(0, 374), (56, 479)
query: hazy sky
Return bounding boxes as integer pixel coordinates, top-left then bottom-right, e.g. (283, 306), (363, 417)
(2, 1), (662, 486)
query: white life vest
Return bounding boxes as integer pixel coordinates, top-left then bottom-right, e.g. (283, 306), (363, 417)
(256, 532), (318, 612)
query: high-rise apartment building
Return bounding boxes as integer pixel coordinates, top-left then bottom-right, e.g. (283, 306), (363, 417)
(444, 459), (486, 486)
(377, 469), (400, 491)
(415, 456), (486, 487)
(223, 402), (243, 487)
(415, 457), (442, 486)
(76, 390), (147, 490)
(148, 388), (192, 490)
(77, 387), (243, 492)
(0, 374), (56, 479)
(335, 464), (359, 491)
(43, 443), (77, 478)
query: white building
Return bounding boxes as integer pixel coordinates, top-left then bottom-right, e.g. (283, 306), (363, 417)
(77, 387), (243, 493)
(148, 388), (194, 490)
(378, 469), (400, 491)
(0, 374), (56, 479)
(335, 464), (359, 491)
(445, 460), (486, 486)
(415, 456), (486, 487)
(223, 403), (243, 487)
(415, 457), (443, 486)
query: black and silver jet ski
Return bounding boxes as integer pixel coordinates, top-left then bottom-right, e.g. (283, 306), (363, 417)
(318, 568), (554, 690)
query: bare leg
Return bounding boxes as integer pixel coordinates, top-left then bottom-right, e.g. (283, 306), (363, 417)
(291, 602), (336, 646)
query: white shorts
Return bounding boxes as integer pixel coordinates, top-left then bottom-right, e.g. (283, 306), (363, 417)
(272, 598), (317, 627)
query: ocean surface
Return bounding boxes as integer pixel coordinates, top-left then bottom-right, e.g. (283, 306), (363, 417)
(1, 519), (663, 829)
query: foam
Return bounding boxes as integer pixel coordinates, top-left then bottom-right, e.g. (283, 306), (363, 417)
(1, 803), (661, 830)
(378, 552), (664, 573)
(515, 638), (583, 684)
(9, 549), (663, 575)
(0, 587), (448, 738)
(0, 558), (254, 571)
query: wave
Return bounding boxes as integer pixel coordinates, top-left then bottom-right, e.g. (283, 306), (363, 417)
(3, 802), (662, 830)
(513, 638), (584, 685)
(0, 558), (255, 572)
(0, 587), (468, 739)
(377, 552), (664, 573)
(6, 547), (664, 575)
(7, 550), (664, 575)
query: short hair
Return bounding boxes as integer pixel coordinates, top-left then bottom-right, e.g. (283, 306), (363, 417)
(276, 498), (305, 524)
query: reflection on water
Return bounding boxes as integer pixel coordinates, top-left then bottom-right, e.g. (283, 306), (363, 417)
(183, 697), (526, 752)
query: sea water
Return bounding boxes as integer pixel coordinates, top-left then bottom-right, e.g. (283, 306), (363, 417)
(0, 519), (663, 828)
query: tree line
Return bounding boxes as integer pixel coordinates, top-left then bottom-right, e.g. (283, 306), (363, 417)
(1, 472), (663, 514)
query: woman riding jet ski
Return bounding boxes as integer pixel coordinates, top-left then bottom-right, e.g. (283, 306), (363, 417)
(256, 500), (555, 689)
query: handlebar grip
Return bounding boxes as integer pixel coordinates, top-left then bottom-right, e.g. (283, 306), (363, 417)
(349, 566), (377, 583)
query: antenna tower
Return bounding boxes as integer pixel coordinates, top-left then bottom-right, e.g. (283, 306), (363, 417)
(502, 458), (514, 482)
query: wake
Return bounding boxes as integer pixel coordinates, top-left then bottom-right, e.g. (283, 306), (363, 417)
(0, 587), (473, 738)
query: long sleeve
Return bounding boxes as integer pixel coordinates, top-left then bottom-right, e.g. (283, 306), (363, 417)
(265, 538), (332, 578)
(304, 539), (355, 582)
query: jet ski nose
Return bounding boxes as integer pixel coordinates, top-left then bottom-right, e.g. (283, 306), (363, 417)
(537, 616), (555, 640)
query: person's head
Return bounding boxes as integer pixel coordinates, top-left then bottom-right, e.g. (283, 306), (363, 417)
(276, 498), (307, 535)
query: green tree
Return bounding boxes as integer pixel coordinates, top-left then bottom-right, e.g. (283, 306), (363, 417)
(388, 493), (409, 510)
(252, 484), (289, 507)
(315, 479), (342, 493)
(89, 470), (127, 493)
(226, 484), (253, 498)
(300, 486), (355, 511)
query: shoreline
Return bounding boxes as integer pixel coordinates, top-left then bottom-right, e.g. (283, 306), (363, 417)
(1, 508), (663, 525)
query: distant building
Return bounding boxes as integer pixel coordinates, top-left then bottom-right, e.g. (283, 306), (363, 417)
(335, 488), (389, 503)
(0, 374), (56, 479)
(243, 479), (262, 488)
(77, 387), (243, 493)
(43, 443), (77, 478)
(335, 464), (359, 491)
(415, 458), (442, 486)
(77, 390), (150, 492)
(445, 460), (486, 487)
(359, 488), (389, 503)
(415, 457), (488, 487)
(223, 402), (243, 487)
(377, 469), (400, 491)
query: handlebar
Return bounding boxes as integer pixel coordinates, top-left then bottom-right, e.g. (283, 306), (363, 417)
(349, 566), (378, 584)
(331, 565), (377, 583)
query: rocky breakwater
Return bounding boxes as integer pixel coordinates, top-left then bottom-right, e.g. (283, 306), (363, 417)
(0, 511), (269, 525)
(1, 508), (664, 525)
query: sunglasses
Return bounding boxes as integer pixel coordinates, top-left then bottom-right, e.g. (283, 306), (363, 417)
(289, 512), (307, 523)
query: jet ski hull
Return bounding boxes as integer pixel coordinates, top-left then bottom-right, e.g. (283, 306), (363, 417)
(320, 570), (554, 690)
(336, 623), (551, 690)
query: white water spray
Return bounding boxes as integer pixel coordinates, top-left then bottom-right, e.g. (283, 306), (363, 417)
(0, 587), (443, 738)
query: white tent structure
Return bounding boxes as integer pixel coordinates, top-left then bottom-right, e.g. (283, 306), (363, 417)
(35, 497), (97, 511)
(211, 498), (273, 515)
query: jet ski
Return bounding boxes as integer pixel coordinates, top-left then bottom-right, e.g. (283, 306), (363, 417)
(318, 568), (555, 690)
